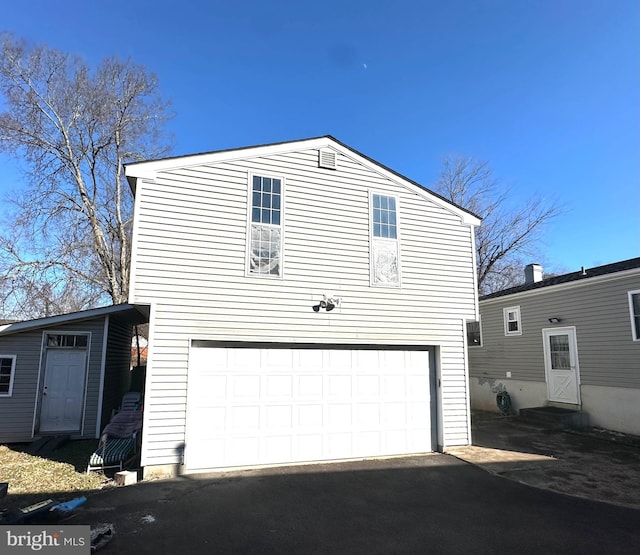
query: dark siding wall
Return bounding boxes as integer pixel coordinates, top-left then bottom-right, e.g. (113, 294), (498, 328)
(0, 317), (106, 443)
(469, 273), (640, 388)
(100, 315), (134, 432)
(0, 330), (44, 442)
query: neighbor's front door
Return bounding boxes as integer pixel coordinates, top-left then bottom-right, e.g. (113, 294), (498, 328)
(543, 327), (580, 405)
(39, 349), (87, 433)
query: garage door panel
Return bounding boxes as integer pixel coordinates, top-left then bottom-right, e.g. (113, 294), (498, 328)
(298, 375), (323, 397)
(233, 375), (260, 397)
(265, 405), (292, 428)
(298, 404), (323, 426)
(356, 403), (380, 425)
(383, 403), (406, 425)
(357, 431), (381, 455)
(328, 404), (352, 426)
(266, 375), (293, 397)
(326, 349), (352, 368)
(356, 375), (380, 397)
(328, 375), (351, 397)
(231, 406), (260, 429)
(384, 430), (408, 452)
(185, 346), (432, 471)
(298, 434), (323, 458)
(264, 436), (291, 463)
(409, 429), (431, 451)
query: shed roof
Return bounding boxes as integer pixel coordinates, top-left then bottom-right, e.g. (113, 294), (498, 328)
(481, 257), (640, 301)
(0, 304), (150, 336)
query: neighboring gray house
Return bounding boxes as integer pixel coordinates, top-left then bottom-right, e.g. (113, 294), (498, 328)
(0, 304), (148, 443)
(468, 258), (640, 435)
(124, 136), (482, 478)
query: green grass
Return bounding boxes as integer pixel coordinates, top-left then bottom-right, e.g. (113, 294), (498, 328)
(0, 441), (113, 510)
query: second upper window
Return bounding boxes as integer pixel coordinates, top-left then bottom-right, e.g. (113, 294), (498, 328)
(249, 175), (282, 277)
(372, 194), (397, 239)
(371, 193), (400, 286)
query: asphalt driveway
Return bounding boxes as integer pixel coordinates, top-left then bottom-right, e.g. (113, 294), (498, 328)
(80, 453), (639, 554)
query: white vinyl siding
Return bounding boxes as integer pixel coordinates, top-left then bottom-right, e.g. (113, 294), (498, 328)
(129, 144), (478, 467)
(629, 290), (640, 341)
(503, 306), (522, 336)
(0, 355), (16, 396)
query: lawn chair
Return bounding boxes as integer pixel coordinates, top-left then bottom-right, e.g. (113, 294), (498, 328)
(87, 397), (143, 473)
(111, 391), (142, 417)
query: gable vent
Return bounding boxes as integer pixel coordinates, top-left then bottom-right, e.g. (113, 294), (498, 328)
(318, 149), (337, 170)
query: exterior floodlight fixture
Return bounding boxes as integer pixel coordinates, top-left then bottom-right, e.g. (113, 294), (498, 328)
(548, 317), (561, 324)
(313, 295), (341, 312)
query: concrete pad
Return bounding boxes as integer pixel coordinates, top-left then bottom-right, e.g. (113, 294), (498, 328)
(469, 412), (640, 510)
(447, 445), (555, 465)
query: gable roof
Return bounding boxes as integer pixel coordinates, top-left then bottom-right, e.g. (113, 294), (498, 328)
(481, 257), (640, 301)
(125, 135), (481, 226)
(0, 304), (150, 337)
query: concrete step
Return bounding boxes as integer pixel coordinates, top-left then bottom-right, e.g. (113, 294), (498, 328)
(519, 406), (589, 430)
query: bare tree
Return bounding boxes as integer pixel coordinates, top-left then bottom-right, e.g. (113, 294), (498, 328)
(434, 155), (563, 295)
(0, 34), (172, 318)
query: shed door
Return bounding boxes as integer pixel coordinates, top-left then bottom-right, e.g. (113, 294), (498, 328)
(39, 349), (87, 433)
(185, 345), (433, 471)
(543, 328), (580, 405)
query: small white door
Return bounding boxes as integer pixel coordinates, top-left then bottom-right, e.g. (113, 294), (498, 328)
(39, 350), (87, 433)
(543, 327), (580, 404)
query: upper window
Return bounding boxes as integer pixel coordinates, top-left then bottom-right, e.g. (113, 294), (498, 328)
(0, 355), (16, 396)
(248, 175), (283, 277)
(503, 306), (522, 336)
(467, 320), (482, 347)
(629, 290), (640, 341)
(371, 193), (400, 286)
(372, 194), (397, 239)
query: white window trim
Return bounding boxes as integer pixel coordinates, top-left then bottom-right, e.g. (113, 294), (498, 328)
(369, 191), (401, 288)
(467, 318), (483, 347)
(503, 306), (522, 336)
(0, 354), (17, 397)
(245, 172), (285, 279)
(628, 290), (640, 341)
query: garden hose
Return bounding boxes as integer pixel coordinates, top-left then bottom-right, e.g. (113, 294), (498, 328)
(496, 390), (512, 415)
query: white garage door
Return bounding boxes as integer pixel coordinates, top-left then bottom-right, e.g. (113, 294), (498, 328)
(185, 345), (433, 471)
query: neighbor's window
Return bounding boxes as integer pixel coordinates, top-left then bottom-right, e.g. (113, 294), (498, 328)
(371, 193), (400, 286)
(248, 175), (283, 276)
(0, 355), (16, 396)
(467, 320), (482, 347)
(629, 290), (640, 341)
(503, 306), (522, 336)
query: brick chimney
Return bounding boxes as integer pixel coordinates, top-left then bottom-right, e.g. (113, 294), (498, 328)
(524, 263), (543, 284)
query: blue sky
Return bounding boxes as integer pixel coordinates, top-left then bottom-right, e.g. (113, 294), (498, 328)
(1, 0), (638, 273)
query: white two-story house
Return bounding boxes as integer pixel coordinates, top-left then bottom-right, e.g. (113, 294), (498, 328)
(125, 136), (481, 478)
